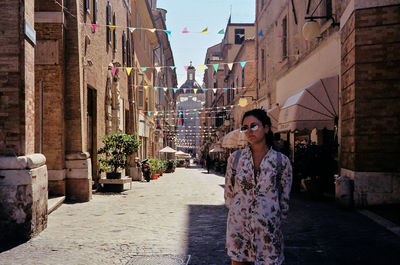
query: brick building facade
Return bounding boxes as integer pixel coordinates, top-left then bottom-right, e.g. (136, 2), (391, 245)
(255, 0), (400, 205)
(0, 0), (176, 241)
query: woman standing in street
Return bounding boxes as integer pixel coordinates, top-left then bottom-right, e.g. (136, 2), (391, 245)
(224, 109), (292, 265)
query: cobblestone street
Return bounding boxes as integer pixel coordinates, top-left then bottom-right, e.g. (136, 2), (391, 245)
(1, 165), (400, 265)
(0, 166), (230, 265)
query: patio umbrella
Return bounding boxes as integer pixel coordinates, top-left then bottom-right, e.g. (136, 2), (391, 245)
(209, 146), (225, 153)
(159, 146), (177, 153)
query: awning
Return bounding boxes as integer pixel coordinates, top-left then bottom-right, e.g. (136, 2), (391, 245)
(278, 75), (338, 132)
(175, 151), (191, 157)
(222, 129), (247, 148)
(266, 106), (280, 132)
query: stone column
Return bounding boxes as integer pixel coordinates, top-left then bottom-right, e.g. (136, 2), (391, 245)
(0, 155), (48, 242)
(65, 152), (92, 202)
(0, 1), (48, 241)
(340, 1), (400, 206)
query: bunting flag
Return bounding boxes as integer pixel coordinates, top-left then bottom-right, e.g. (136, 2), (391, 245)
(112, 67), (117, 75)
(184, 66), (189, 71)
(129, 27), (136, 33)
(194, 89), (198, 94)
(277, 32), (282, 38)
(254, 59), (258, 64)
(218, 29), (225, 34)
(126, 67), (132, 76)
(183, 88), (187, 93)
(154, 86), (158, 91)
(204, 88), (208, 91)
(134, 85), (138, 89)
(213, 88), (217, 93)
(240, 61), (247, 68)
(173, 88), (177, 93)
(148, 111), (151, 116)
(201, 27), (208, 34)
(170, 66), (176, 70)
(155, 67), (161, 73)
(258, 29), (263, 37)
(108, 25), (116, 32)
(144, 85), (148, 89)
(163, 87), (168, 92)
(164, 30), (171, 35)
(223, 88), (227, 91)
(141, 67), (147, 72)
(199, 65), (204, 72)
(227, 63), (233, 71)
(148, 28), (156, 33)
(213, 64), (219, 72)
(91, 24), (99, 32)
(182, 27), (189, 34)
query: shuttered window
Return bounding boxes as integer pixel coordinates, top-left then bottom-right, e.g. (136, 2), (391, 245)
(138, 74), (144, 109)
(84, 0), (91, 14)
(113, 13), (117, 52)
(92, 0), (98, 24)
(106, 2), (112, 45)
(122, 31), (126, 65)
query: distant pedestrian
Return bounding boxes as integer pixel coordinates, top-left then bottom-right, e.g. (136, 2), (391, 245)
(206, 154), (211, 173)
(224, 109), (292, 265)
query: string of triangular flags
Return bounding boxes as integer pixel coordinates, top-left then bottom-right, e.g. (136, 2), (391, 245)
(86, 22), (226, 35)
(108, 59), (257, 76)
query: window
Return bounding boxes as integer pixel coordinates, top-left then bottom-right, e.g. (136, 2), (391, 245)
(189, 73), (193, 80)
(122, 31), (126, 65)
(106, 2), (112, 45)
(234, 28), (245, 44)
(113, 13), (117, 52)
(282, 17), (287, 58)
(138, 74), (144, 109)
(92, 0), (98, 24)
(261, 48), (266, 80)
(85, 0), (91, 14)
(261, 0), (265, 9)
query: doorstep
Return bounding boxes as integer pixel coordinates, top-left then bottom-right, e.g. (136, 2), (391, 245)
(48, 196), (66, 215)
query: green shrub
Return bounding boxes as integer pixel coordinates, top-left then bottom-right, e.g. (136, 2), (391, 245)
(98, 132), (141, 173)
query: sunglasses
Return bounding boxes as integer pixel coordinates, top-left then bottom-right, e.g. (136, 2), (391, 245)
(240, 123), (259, 133)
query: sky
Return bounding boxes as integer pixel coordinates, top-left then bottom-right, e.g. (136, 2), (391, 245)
(157, 0), (255, 87)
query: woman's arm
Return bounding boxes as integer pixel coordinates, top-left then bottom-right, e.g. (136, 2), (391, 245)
(280, 155), (293, 219)
(224, 153), (235, 209)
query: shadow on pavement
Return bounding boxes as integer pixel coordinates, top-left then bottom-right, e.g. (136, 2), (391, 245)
(284, 192), (400, 265)
(186, 204), (231, 265)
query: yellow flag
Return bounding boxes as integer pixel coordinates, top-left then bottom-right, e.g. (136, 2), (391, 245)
(144, 85), (148, 89)
(126, 67), (132, 76)
(194, 89), (198, 94)
(201, 27), (208, 34)
(199, 65), (204, 72)
(108, 25), (116, 32)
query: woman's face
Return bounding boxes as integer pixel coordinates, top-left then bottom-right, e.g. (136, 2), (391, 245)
(241, 115), (269, 146)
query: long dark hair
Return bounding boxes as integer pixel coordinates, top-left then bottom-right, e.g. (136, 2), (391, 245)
(241, 108), (274, 148)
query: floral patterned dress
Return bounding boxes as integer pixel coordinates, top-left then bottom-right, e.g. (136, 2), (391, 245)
(224, 147), (292, 265)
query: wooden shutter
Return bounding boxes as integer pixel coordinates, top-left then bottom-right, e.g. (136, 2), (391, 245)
(107, 2), (112, 44)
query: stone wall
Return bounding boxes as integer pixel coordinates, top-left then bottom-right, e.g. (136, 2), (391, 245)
(341, 3), (400, 205)
(0, 155), (48, 242)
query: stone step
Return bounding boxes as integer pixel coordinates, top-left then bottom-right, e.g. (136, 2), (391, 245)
(48, 196), (65, 215)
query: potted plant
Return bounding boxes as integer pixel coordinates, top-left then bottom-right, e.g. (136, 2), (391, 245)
(148, 158), (161, 179)
(98, 132), (141, 179)
(165, 159), (176, 173)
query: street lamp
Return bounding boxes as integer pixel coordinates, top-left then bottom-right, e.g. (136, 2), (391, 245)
(239, 96), (256, 107)
(303, 15), (339, 41)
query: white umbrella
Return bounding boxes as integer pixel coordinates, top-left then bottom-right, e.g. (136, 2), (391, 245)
(159, 146), (177, 153)
(176, 151), (191, 157)
(209, 146), (225, 153)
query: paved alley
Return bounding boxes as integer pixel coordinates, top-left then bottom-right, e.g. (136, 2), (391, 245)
(1, 165), (400, 265)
